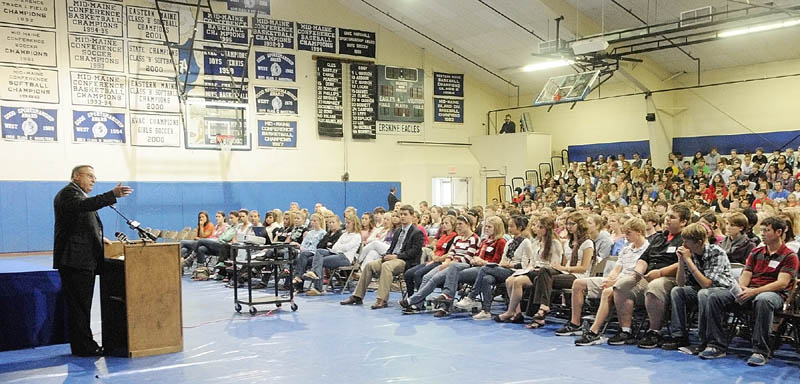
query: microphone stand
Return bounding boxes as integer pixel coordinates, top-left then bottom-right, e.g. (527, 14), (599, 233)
(109, 205), (157, 242)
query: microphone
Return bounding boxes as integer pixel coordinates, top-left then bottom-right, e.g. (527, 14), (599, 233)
(115, 231), (131, 244)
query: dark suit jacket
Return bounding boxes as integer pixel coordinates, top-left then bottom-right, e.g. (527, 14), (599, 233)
(387, 193), (399, 211)
(53, 182), (116, 273)
(387, 225), (423, 270)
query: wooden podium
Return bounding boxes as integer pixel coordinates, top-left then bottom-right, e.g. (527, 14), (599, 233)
(101, 242), (183, 357)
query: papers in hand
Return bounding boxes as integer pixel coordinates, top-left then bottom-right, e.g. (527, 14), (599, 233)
(512, 267), (532, 276)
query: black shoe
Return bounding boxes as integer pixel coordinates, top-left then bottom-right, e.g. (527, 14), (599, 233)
(608, 331), (634, 346)
(661, 336), (689, 350)
(678, 344), (706, 355)
(637, 330), (662, 349)
(510, 313), (525, 324)
(433, 309), (449, 317)
(575, 331), (603, 346)
(555, 322), (583, 336)
(431, 294), (452, 304)
(74, 346), (104, 357)
(402, 305), (423, 314)
(399, 298), (410, 310)
(340, 296), (363, 305)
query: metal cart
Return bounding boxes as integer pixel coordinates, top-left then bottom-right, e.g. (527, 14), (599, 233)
(230, 242), (298, 315)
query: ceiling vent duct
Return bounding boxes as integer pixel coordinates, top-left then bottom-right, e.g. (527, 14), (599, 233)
(680, 6), (713, 27)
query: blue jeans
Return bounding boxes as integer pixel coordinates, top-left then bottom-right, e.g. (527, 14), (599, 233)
(442, 262), (473, 297)
(180, 240), (197, 258)
(408, 265), (450, 306)
(311, 250), (351, 290)
(404, 262), (440, 297)
(670, 285), (700, 339)
(703, 287), (784, 355)
(467, 265), (514, 311)
(294, 251), (314, 278)
(195, 239), (221, 264)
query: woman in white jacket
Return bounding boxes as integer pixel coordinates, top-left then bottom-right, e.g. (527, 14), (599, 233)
(304, 213), (362, 295)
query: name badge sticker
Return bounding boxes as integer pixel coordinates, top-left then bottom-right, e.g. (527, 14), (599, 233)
(667, 246), (677, 253)
(768, 260), (780, 269)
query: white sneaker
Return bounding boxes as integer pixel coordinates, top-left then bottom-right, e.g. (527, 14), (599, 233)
(472, 310), (492, 320)
(455, 297), (477, 310)
(303, 271), (319, 280)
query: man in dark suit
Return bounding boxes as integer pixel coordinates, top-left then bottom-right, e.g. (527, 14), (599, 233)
(341, 205), (423, 309)
(387, 187), (399, 211)
(53, 165), (132, 356)
(499, 114), (515, 134)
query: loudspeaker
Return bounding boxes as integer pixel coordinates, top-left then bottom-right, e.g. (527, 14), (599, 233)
(645, 113), (656, 122)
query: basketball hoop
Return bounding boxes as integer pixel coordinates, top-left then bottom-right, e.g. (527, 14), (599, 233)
(216, 134), (234, 152)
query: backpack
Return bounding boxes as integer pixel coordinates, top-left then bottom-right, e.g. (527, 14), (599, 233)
(192, 266), (211, 281)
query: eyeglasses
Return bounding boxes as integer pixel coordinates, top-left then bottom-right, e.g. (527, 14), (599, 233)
(79, 172), (96, 181)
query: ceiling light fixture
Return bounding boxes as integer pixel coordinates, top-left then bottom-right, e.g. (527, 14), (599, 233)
(522, 59), (574, 72)
(718, 18), (800, 38)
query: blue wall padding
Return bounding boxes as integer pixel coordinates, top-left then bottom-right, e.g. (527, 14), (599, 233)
(672, 131), (800, 156)
(0, 181), (399, 253)
(568, 140), (651, 162)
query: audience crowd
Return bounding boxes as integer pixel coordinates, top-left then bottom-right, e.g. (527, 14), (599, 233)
(177, 146), (800, 367)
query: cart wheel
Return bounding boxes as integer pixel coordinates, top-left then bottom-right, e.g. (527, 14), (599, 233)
(249, 306), (257, 315)
(235, 303), (242, 313)
(291, 303), (298, 312)
(276, 303), (282, 308)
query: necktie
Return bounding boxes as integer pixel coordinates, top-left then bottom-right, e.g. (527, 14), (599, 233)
(392, 228), (406, 254)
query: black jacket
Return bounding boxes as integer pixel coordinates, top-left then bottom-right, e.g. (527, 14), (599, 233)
(387, 225), (424, 270)
(53, 183), (116, 272)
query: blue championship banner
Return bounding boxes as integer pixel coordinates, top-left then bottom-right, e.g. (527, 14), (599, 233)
(434, 72), (464, 97)
(204, 46), (248, 77)
(255, 52), (295, 82)
(257, 120), (296, 148)
(73, 110), (126, 144)
(297, 23), (335, 53)
(433, 98), (463, 123)
(1, 106), (57, 142)
(202, 12), (248, 45)
(227, 0), (269, 14)
(254, 86), (298, 114)
(253, 18), (294, 49)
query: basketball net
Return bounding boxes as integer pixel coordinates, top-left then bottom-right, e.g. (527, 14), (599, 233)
(216, 134), (234, 152)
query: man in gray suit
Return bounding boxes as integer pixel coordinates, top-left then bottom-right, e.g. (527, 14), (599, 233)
(53, 165), (131, 356)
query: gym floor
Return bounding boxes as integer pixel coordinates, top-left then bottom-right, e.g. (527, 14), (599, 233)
(0, 255), (798, 383)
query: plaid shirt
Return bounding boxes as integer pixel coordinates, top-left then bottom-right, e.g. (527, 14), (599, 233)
(684, 244), (736, 288)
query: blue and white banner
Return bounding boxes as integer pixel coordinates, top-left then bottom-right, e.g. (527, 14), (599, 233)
(203, 46), (248, 77)
(254, 86), (298, 114)
(434, 98), (463, 123)
(297, 23), (335, 53)
(252, 18), (294, 49)
(255, 52), (295, 82)
(204, 79), (248, 102)
(257, 120), (296, 148)
(434, 72), (464, 97)
(1, 106), (57, 142)
(227, 0), (269, 14)
(202, 12), (248, 45)
(73, 110), (126, 144)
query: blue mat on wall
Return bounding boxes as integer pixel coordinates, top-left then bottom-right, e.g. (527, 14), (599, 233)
(0, 270), (68, 351)
(672, 130), (800, 156)
(568, 140), (651, 162)
(0, 181), (399, 253)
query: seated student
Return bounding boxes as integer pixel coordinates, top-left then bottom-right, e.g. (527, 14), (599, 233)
(662, 222), (737, 351)
(412, 211), (430, 246)
(293, 214), (343, 286)
(360, 212), (375, 245)
(699, 216), (799, 366)
(303, 213), (362, 295)
(403, 215), (457, 297)
(399, 215), (479, 313)
(456, 215), (533, 320)
(525, 212), (594, 329)
(589, 214), (613, 260)
(608, 204), (690, 347)
(180, 210), (221, 263)
(341, 205), (423, 309)
(556, 218), (649, 341)
(287, 211), (307, 244)
(263, 211), (281, 243)
(721, 212), (755, 264)
(496, 215), (564, 322)
(358, 211), (398, 271)
(272, 211), (294, 243)
(193, 212), (238, 270)
(292, 212), (326, 257)
(426, 216), (506, 318)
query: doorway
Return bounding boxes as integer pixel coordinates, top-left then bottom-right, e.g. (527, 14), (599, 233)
(486, 176), (505, 205)
(432, 177), (470, 207)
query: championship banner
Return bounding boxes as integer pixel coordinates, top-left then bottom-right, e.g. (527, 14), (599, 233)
(377, 65), (424, 123)
(253, 18), (294, 49)
(70, 71), (127, 108)
(227, 0), (269, 14)
(130, 113), (180, 147)
(127, 41), (178, 77)
(255, 52), (295, 82)
(316, 60), (342, 137)
(338, 28), (376, 58)
(68, 35), (124, 73)
(350, 63), (376, 139)
(254, 86), (298, 114)
(126, 6), (180, 42)
(1, 106), (57, 142)
(433, 98), (463, 123)
(0, 0), (56, 28)
(257, 120), (296, 148)
(433, 72), (464, 97)
(297, 23), (335, 53)
(0, 66), (60, 104)
(202, 12), (248, 45)
(0, 26), (57, 67)
(67, 0), (124, 37)
(128, 78), (179, 113)
(204, 79), (248, 102)
(73, 110), (126, 144)
(203, 46), (247, 77)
